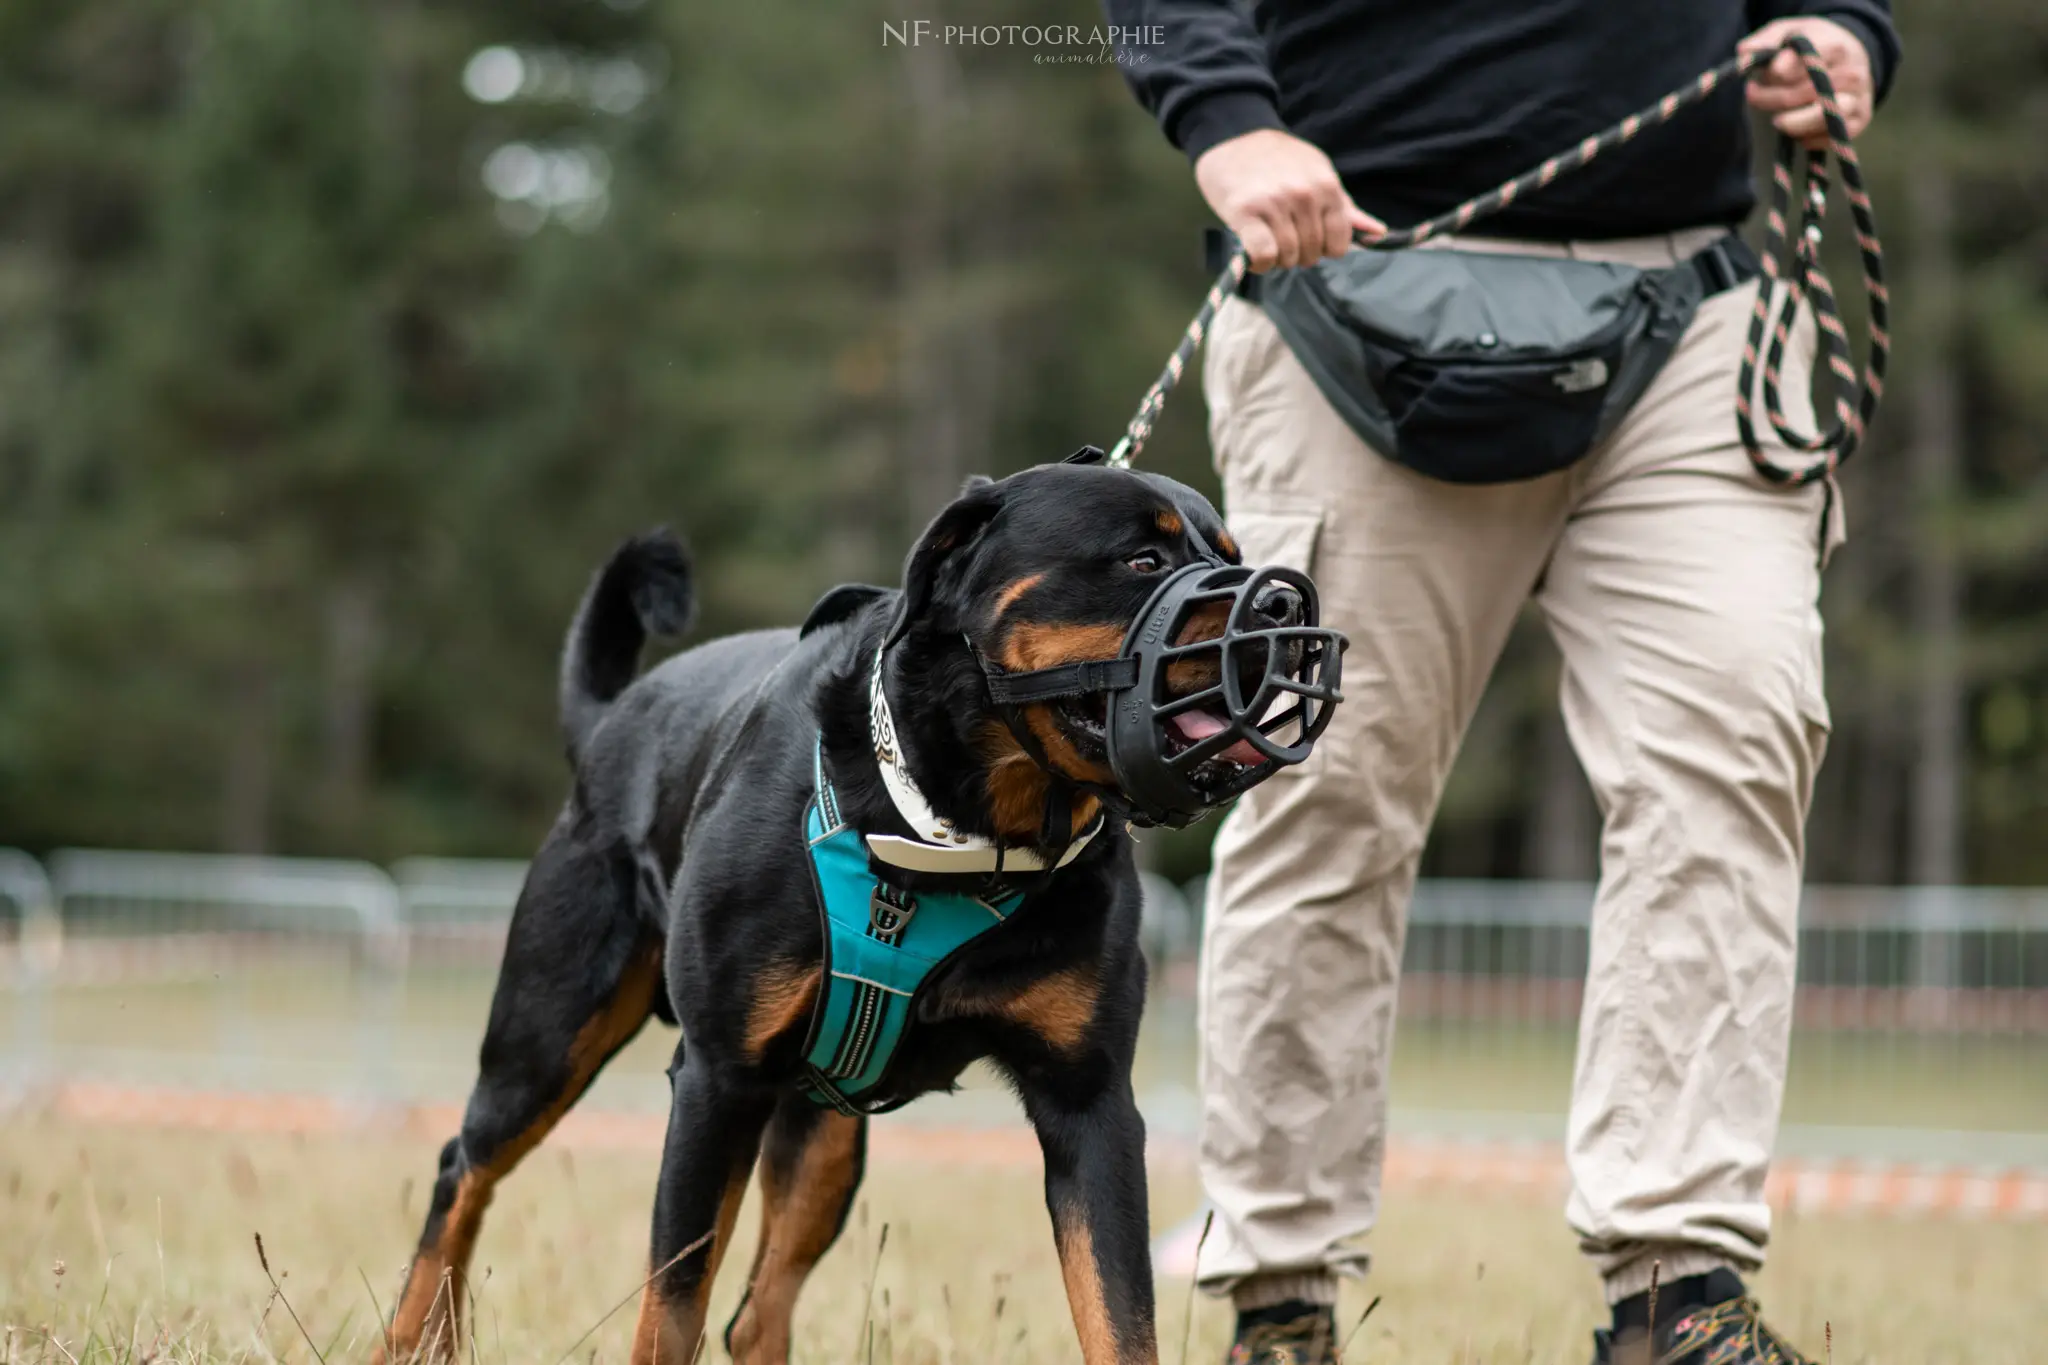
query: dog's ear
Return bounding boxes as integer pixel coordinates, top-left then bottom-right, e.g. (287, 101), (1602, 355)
(884, 476), (1004, 648)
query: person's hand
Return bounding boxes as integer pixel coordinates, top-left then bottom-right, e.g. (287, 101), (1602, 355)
(1739, 17), (1875, 150)
(1194, 129), (1385, 273)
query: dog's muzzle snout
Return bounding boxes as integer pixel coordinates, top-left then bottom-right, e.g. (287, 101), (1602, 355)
(1252, 581), (1305, 628)
(976, 559), (1349, 830)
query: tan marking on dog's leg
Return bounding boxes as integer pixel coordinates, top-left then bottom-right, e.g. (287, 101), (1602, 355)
(1001, 966), (1101, 1053)
(381, 1170), (495, 1362)
(729, 1112), (862, 1364)
(1054, 1215), (1126, 1364)
(742, 961), (822, 1062)
(383, 940), (664, 1362)
(630, 1170), (749, 1365)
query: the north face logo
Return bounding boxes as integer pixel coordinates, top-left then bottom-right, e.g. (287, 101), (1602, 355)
(1553, 357), (1610, 393)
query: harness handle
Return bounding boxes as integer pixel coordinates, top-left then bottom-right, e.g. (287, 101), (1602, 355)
(1107, 35), (1887, 489)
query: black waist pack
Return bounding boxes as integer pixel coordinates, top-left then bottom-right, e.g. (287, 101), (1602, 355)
(1237, 233), (1759, 485)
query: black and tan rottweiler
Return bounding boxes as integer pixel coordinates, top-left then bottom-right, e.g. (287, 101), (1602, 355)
(379, 459), (1277, 1365)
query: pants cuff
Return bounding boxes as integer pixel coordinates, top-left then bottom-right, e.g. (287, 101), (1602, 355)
(1603, 1247), (1742, 1305)
(1232, 1271), (1342, 1311)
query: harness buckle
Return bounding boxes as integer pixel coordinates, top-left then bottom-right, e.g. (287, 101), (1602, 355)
(869, 884), (917, 939)
(804, 1066), (868, 1117)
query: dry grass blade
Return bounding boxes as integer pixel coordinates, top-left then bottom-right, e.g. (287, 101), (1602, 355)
(940, 1282), (961, 1363)
(1646, 1259), (1661, 1347)
(357, 1267), (394, 1362)
(856, 1222), (892, 1363)
(79, 1152), (110, 1272)
(464, 1270), (484, 1365)
(1825, 1320), (1833, 1365)
(421, 1269), (455, 1363)
(252, 1233), (328, 1365)
(1175, 1210), (1215, 1365)
(550, 1225), (716, 1365)
(1337, 1294), (1382, 1362)
(27, 1324), (82, 1365)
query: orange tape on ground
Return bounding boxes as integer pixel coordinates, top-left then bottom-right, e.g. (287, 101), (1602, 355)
(28, 1082), (2048, 1220)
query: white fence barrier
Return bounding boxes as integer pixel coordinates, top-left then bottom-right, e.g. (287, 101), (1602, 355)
(392, 856), (530, 962)
(3, 850), (407, 1099)
(0, 849), (58, 1089)
(1, 850), (2043, 1157)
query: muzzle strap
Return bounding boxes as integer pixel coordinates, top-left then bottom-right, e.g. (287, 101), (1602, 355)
(1038, 778), (1072, 854)
(982, 655), (1140, 705)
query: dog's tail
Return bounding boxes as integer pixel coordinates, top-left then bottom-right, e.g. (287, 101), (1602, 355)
(560, 529), (696, 763)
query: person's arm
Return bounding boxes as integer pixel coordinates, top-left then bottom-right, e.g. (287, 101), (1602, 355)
(1105, 0), (1282, 162)
(1104, 0), (1381, 271)
(1741, 3), (1901, 148)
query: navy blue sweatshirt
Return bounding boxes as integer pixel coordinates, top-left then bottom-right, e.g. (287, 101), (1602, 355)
(1106, 1), (1900, 240)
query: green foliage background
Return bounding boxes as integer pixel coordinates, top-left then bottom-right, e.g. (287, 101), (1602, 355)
(0, 0), (2042, 886)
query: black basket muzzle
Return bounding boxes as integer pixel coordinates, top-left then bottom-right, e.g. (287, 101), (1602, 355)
(981, 560), (1348, 829)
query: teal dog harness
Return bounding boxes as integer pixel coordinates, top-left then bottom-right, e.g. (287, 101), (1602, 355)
(800, 740), (1026, 1113)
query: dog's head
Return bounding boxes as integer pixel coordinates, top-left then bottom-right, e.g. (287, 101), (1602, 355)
(885, 459), (1318, 829)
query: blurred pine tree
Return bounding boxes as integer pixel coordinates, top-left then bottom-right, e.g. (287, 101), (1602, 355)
(0, 0), (2041, 887)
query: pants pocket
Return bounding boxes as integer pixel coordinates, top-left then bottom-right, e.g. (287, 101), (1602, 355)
(1204, 299), (1288, 480)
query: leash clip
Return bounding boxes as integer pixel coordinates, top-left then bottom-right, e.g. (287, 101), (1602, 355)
(869, 884), (917, 939)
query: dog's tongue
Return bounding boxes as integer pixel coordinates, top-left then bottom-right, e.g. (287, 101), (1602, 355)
(1168, 708), (1263, 766)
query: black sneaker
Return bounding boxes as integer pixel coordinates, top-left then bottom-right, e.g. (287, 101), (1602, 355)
(1227, 1300), (1338, 1365)
(1589, 1293), (1817, 1365)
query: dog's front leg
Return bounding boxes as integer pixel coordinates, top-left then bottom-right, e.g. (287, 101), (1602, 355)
(1019, 1073), (1160, 1365)
(631, 1046), (773, 1365)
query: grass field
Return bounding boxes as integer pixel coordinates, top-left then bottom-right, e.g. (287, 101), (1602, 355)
(12, 971), (2048, 1142)
(2, 1116), (2044, 1363)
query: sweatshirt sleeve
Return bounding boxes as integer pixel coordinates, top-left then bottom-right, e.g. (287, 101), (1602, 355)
(1102, 0), (1285, 162)
(1747, 1), (1902, 101)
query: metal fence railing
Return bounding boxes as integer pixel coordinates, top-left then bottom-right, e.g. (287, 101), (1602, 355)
(5, 850), (408, 1099)
(1391, 879), (2048, 1033)
(385, 858), (1201, 967)
(2, 851), (2043, 1160)
(0, 848), (58, 1091)
(391, 856), (530, 963)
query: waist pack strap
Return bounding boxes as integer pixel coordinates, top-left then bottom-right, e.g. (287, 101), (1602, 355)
(1691, 233), (1760, 295)
(1235, 229), (1765, 486)
(1214, 229), (1760, 305)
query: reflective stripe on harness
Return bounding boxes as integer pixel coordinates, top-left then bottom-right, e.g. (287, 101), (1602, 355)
(800, 738), (1026, 1113)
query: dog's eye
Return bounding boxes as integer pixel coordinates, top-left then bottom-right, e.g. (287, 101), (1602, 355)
(1126, 551), (1166, 574)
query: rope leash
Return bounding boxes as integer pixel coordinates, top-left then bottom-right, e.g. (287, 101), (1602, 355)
(1105, 35), (1888, 488)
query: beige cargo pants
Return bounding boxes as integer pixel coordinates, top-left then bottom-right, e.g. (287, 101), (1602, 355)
(1197, 227), (1837, 1308)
